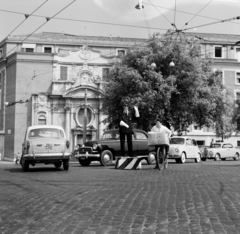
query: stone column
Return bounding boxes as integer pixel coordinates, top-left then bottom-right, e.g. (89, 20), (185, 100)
(65, 107), (71, 140)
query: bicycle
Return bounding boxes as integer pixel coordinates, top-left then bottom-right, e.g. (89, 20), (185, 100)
(155, 145), (168, 170)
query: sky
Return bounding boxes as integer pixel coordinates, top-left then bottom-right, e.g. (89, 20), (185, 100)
(0, 0), (240, 42)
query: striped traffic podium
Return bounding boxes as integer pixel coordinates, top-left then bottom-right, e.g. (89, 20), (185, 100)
(115, 156), (148, 170)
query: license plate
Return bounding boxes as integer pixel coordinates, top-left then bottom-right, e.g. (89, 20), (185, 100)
(45, 143), (53, 150)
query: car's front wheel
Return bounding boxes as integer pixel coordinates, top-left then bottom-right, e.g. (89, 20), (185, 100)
(214, 153), (220, 161)
(147, 152), (156, 165)
(63, 159), (69, 170)
(54, 161), (62, 168)
(100, 150), (113, 166)
(21, 159), (29, 172)
(180, 152), (186, 164)
(195, 153), (201, 163)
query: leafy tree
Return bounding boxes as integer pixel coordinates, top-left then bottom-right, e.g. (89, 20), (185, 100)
(101, 33), (235, 134)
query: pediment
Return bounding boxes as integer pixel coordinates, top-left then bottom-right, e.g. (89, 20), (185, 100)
(55, 44), (113, 64)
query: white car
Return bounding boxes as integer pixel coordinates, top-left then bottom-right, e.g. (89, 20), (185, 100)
(21, 125), (72, 171)
(201, 142), (240, 161)
(168, 136), (201, 163)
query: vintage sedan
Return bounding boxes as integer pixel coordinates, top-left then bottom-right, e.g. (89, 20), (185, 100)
(20, 125), (71, 171)
(201, 142), (240, 161)
(74, 129), (155, 166)
(168, 136), (201, 163)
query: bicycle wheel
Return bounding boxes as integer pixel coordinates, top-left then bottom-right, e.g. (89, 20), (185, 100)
(157, 147), (164, 170)
(163, 147), (168, 169)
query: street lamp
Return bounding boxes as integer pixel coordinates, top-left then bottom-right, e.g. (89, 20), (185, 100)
(169, 61), (175, 67)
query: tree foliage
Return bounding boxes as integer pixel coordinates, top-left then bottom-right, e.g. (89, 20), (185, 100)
(101, 33), (235, 134)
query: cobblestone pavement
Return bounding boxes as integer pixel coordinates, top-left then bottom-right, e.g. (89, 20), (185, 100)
(0, 159), (240, 234)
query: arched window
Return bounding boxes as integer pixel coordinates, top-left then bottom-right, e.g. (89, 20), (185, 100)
(75, 106), (94, 127)
(38, 115), (46, 125)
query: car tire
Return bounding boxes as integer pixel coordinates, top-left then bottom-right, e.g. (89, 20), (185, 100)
(234, 153), (240, 161)
(214, 153), (220, 161)
(63, 159), (69, 170)
(21, 160), (29, 172)
(195, 153), (201, 163)
(54, 161), (62, 168)
(100, 150), (113, 166)
(147, 152), (156, 165)
(180, 152), (186, 164)
(79, 159), (91, 166)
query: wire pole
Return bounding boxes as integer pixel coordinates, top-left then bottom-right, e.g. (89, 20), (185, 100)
(83, 89), (87, 143)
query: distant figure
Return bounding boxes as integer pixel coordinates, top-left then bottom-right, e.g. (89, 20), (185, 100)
(210, 139), (214, 147)
(15, 152), (20, 165)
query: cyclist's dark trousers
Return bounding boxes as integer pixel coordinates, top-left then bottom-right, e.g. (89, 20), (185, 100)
(120, 132), (133, 156)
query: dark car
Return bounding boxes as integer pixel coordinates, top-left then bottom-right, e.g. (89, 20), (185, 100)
(74, 129), (155, 166)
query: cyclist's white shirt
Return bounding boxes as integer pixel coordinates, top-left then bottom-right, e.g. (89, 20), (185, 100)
(151, 125), (171, 138)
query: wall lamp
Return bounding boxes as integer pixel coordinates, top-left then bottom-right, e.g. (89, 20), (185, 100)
(5, 99), (28, 107)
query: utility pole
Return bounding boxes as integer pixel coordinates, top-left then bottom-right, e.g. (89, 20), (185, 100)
(83, 89), (87, 143)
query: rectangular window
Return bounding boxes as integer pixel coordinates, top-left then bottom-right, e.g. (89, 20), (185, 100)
(0, 49), (2, 58)
(102, 68), (110, 82)
(236, 72), (240, 84)
(44, 47), (52, 53)
(237, 141), (240, 147)
(60, 66), (68, 81)
(25, 48), (34, 53)
(215, 47), (222, 58)
(236, 92), (240, 100)
(117, 49), (126, 57)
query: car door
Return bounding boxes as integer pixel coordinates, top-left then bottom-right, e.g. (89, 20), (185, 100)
(185, 138), (193, 158)
(227, 143), (234, 158)
(221, 144), (228, 158)
(134, 131), (148, 156)
(192, 139), (199, 158)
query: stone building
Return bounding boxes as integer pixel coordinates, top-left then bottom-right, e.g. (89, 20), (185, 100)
(0, 31), (240, 160)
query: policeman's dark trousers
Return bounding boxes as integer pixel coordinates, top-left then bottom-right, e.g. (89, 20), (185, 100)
(120, 132), (133, 156)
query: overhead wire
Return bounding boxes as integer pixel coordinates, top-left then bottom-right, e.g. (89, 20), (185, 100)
(5, 0), (76, 57)
(5, 0), (48, 37)
(180, 0), (213, 30)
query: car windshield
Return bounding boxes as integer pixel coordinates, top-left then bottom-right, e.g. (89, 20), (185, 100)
(211, 144), (221, 148)
(170, 138), (185, 145)
(102, 132), (119, 139)
(28, 128), (65, 139)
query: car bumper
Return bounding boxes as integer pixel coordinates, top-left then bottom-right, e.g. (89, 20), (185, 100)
(168, 154), (180, 158)
(22, 153), (71, 161)
(75, 153), (100, 159)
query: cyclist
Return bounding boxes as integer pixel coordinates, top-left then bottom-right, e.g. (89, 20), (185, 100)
(151, 120), (172, 169)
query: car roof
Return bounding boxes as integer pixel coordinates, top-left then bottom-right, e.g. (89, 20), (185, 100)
(27, 125), (65, 131)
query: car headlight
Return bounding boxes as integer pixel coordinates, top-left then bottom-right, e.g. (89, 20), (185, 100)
(209, 151), (213, 157)
(175, 148), (179, 153)
(93, 143), (98, 150)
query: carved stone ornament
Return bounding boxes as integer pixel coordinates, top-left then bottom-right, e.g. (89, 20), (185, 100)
(79, 44), (91, 60)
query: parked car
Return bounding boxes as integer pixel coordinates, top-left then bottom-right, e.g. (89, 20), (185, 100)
(20, 125), (71, 171)
(201, 142), (240, 161)
(74, 129), (155, 166)
(168, 136), (201, 163)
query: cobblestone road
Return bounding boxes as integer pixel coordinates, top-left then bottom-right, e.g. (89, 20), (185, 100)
(0, 159), (240, 234)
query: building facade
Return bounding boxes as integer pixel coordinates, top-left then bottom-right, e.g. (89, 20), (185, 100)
(0, 32), (240, 160)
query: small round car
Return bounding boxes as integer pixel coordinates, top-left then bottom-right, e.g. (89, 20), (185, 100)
(21, 125), (71, 171)
(168, 136), (201, 164)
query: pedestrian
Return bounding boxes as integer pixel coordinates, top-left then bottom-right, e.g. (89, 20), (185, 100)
(210, 138), (214, 147)
(151, 120), (172, 169)
(119, 103), (140, 157)
(15, 152), (20, 165)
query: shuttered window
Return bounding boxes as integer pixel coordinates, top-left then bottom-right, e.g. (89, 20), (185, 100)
(60, 66), (68, 81)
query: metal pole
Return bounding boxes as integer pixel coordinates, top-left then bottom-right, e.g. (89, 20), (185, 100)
(83, 89), (87, 144)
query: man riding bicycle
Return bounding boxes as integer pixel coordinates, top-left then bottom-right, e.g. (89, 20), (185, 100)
(151, 120), (172, 169)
